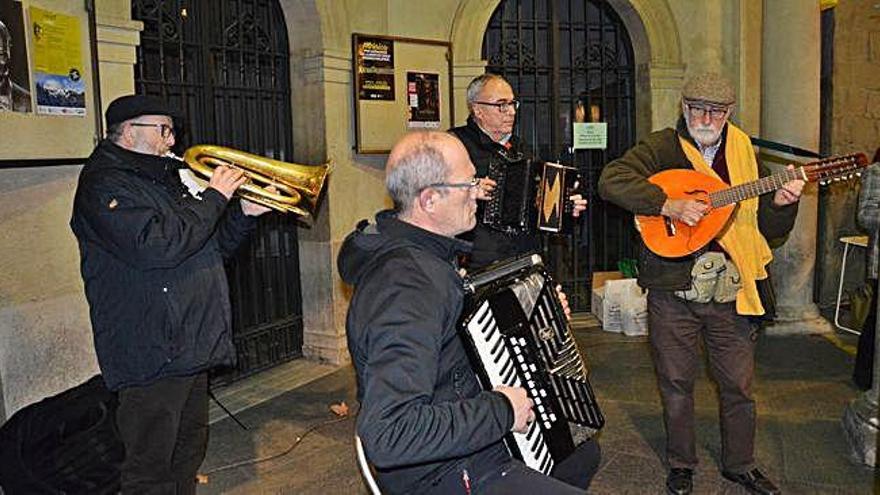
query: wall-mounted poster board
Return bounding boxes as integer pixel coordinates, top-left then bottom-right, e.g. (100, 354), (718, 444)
(0, 0), (99, 167)
(353, 33), (453, 154)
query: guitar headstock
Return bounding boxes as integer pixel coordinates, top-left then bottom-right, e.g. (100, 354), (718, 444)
(802, 153), (869, 185)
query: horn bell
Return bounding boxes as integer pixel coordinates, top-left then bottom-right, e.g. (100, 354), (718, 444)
(182, 145), (331, 218)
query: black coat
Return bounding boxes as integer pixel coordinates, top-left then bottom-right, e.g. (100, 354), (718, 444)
(338, 211), (513, 494)
(450, 117), (540, 268)
(70, 140), (256, 390)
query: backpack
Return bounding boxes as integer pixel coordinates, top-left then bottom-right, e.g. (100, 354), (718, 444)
(0, 375), (123, 494)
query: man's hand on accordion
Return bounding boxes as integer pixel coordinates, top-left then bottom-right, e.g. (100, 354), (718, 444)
(570, 193), (587, 217)
(476, 177), (497, 201)
(495, 385), (535, 433)
(556, 285), (572, 321)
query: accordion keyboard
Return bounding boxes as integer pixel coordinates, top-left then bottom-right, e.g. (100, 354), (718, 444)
(467, 300), (556, 474)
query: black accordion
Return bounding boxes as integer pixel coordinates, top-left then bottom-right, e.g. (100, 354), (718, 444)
(483, 153), (579, 236)
(458, 254), (604, 475)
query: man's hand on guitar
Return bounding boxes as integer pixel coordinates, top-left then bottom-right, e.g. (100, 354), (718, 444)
(773, 164), (805, 206)
(661, 198), (709, 227)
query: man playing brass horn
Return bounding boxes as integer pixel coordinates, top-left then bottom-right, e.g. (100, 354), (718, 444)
(70, 95), (271, 493)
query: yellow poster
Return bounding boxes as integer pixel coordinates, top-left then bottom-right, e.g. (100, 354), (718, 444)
(29, 6), (85, 116)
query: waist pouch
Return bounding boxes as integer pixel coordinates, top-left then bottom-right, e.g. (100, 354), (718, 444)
(674, 252), (742, 304)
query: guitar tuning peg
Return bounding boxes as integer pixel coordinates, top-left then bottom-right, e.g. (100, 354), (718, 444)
(820, 180), (827, 186)
(856, 172), (862, 177)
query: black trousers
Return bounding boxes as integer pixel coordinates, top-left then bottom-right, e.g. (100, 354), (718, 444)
(427, 438), (601, 494)
(854, 278), (878, 390)
(116, 372), (209, 495)
(647, 290), (757, 474)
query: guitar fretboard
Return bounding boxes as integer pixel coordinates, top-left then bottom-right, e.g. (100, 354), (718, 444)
(707, 153), (866, 208)
(709, 169), (801, 207)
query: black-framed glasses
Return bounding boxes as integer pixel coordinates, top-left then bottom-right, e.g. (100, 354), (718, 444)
(130, 122), (175, 138)
(423, 177), (480, 191)
(685, 103), (729, 121)
(474, 99), (520, 113)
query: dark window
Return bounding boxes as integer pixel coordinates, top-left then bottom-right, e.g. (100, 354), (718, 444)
(483, 0), (638, 311)
(133, 0), (303, 382)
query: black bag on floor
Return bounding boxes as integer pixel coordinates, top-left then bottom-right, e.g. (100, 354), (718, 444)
(0, 375), (123, 494)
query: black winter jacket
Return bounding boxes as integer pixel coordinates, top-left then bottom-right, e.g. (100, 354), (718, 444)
(338, 211), (513, 494)
(450, 117), (540, 268)
(70, 140), (256, 390)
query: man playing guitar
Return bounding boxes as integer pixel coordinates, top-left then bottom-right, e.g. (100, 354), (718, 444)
(598, 72), (804, 495)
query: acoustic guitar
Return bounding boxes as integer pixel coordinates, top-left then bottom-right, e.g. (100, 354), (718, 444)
(635, 153), (869, 258)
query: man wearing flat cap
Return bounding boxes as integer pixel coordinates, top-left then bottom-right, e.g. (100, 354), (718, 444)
(70, 94), (271, 493)
(599, 73), (804, 495)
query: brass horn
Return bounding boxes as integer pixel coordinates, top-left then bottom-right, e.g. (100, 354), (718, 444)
(180, 145), (330, 218)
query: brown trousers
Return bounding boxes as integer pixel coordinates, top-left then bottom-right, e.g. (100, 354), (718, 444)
(647, 290), (758, 474)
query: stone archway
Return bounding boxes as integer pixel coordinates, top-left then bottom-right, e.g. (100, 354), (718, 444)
(449, 0), (685, 133)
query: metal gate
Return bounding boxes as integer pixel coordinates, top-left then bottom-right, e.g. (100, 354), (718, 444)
(132, 0), (303, 383)
(483, 0), (638, 311)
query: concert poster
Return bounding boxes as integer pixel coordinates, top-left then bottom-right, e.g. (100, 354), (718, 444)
(406, 71), (440, 128)
(0, 0), (32, 112)
(356, 36), (395, 101)
(29, 6), (86, 116)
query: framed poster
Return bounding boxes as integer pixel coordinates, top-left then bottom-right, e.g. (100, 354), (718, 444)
(0, 0), (33, 113)
(352, 34), (453, 154)
(355, 36), (394, 101)
(406, 71), (440, 129)
(0, 0), (99, 167)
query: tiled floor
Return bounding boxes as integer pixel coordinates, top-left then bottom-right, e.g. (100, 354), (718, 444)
(197, 320), (877, 494)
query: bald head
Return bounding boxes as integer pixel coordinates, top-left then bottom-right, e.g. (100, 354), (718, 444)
(385, 131), (465, 213)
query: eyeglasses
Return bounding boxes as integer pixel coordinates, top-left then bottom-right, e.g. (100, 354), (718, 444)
(423, 177), (480, 191)
(130, 122), (175, 138)
(685, 103), (729, 121)
(474, 99), (520, 113)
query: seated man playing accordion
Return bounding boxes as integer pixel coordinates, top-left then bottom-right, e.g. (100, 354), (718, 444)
(339, 131), (600, 495)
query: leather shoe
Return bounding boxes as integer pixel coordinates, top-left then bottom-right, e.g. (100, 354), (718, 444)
(666, 468), (693, 495)
(721, 468), (780, 495)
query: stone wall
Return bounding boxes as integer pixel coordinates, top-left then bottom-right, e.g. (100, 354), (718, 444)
(816, 2), (880, 310)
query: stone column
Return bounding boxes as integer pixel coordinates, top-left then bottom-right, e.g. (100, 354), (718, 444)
(760, 1), (828, 333)
(842, 310), (880, 465)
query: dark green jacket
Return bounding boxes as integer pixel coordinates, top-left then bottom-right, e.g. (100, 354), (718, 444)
(598, 120), (798, 291)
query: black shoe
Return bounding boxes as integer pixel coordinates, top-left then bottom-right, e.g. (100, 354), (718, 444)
(666, 468), (693, 495)
(721, 468), (780, 495)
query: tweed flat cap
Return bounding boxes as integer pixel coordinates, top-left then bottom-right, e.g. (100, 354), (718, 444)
(682, 72), (735, 106)
(105, 94), (179, 128)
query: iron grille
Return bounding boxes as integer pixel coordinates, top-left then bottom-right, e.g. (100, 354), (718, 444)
(483, 0), (638, 311)
(132, 0), (303, 383)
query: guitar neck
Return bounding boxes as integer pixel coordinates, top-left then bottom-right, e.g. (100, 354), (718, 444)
(709, 169), (802, 207)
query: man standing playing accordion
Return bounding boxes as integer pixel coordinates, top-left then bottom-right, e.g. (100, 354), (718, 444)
(450, 74), (586, 268)
(339, 131), (599, 494)
(599, 73), (803, 495)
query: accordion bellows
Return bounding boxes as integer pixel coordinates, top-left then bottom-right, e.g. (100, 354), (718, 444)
(483, 155), (579, 236)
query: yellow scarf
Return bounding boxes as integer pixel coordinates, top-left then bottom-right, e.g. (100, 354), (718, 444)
(678, 124), (772, 315)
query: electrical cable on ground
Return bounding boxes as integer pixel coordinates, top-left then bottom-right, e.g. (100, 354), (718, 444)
(200, 407), (356, 476)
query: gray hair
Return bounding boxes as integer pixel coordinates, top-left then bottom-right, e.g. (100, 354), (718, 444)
(466, 73), (508, 113)
(386, 139), (452, 214)
(105, 122), (125, 143)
